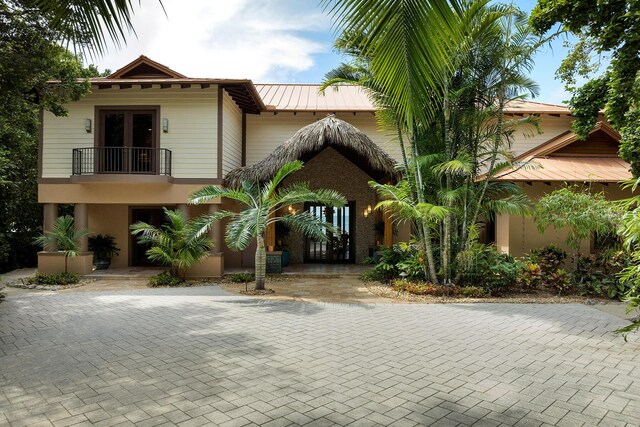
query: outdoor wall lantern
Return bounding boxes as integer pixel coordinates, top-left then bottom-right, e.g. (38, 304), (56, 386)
(84, 119), (92, 133)
(162, 118), (169, 133)
(363, 204), (372, 217)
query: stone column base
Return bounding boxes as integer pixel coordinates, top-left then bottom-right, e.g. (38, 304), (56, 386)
(38, 252), (94, 275)
(186, 252), (224, 279)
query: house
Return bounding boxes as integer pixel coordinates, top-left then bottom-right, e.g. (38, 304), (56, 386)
(37, 56), (632, 276)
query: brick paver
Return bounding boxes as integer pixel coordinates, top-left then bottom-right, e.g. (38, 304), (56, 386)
(1, 286), (639, 426)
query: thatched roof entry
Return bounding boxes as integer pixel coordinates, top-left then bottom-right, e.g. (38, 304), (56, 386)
(224, 115), (397, 187)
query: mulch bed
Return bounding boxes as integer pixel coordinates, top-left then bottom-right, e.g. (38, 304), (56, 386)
(366, 282), (614, 304)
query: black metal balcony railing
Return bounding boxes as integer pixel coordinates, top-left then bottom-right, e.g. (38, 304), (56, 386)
(72, 147), (172, 176)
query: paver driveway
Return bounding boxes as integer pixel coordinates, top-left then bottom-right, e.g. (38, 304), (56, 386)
(1, 286), (639, 427)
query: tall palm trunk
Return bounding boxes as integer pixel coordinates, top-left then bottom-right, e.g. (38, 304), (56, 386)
(255, 234), (267, 290)
(408, 130), (439, 284)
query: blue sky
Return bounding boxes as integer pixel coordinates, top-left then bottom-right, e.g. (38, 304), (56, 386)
(97, 0), (586, 105)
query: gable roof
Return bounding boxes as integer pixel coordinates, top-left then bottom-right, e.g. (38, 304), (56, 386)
(493, 122), (630, 182)
(514, 121), (621, 161)
(107, 55), (187, 79)
(224, 115), (397, 187)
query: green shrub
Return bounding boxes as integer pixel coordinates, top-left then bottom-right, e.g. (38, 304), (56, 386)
(367, 242), (427, 283)
(455, 243), (519, 294)
(574, 252), (632, 299)
(148, 271), (183, 287)
(28, 272), (79, 286)
(229, 273), (254, 283)
(528, 244), (566, 272)
(547, 269), (573, 295)
(392, 280), (452, 296)
(458, 286), (487, 298)
(517, 262), (543, 290)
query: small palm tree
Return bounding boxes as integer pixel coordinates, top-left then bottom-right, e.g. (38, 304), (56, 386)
(189, 161), (347, 290)
(34, 215), (91, 273)
(130, 208), (214, 280)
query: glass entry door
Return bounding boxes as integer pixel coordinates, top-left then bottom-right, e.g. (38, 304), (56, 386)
(304, 202), (355, 263)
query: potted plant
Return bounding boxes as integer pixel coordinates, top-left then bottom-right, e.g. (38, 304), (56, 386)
(88, 234), (120, 270)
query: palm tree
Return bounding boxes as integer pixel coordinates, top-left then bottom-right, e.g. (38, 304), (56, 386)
(34, 215), (91, 273)
(9, 0), (162, 54)
(189, 161), (346, 290)
(130, 208), (213, 280)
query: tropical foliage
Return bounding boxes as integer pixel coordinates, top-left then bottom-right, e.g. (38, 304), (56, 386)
(535, 186), (620, 270)
(324, 1), (540, 284)
(130, 208), (213, 280)
(189, 161), (346, 290)
(34, 215), (91, 273)
(530, 0), (640, 177)
(0, 0), (153, 272)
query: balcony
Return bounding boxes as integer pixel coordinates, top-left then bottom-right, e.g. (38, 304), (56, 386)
(71, 147), (172, 183)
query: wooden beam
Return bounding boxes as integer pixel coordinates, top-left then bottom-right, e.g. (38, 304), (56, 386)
(383, 210), (393, 247)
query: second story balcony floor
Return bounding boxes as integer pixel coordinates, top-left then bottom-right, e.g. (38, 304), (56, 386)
(70, 147), (172, 183)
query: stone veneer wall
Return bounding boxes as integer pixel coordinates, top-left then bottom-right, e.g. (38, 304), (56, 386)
(282, 147), (378, 264)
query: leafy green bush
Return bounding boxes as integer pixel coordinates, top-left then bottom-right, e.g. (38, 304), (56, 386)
(517, 262), (543, 290)
(574, 253), (632, 299)
(547, 269), (573, 295)
(229, 273), (254, 283)
(456, 244), (519, 294)
(148, 271), (184, 287)
(367, 242), (427, 283)
(528, 244), (566, 272)
(28, 272), (79, 286)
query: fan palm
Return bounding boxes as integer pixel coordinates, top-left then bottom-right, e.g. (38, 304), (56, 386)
(189, 161), (346, 290)
(130, 208), (213, 280)
(34, 215), (91, 273)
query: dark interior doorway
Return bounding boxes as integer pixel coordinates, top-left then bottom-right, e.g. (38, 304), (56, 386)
(130, 207), (167, 266)
(304, 202), (355, 263)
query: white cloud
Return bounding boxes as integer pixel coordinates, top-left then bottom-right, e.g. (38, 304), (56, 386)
(94, 0), (330, 81)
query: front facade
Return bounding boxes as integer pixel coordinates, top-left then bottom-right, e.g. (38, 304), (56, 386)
(37, 56), (632, 276)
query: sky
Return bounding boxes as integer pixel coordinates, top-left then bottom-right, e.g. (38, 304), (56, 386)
(94, 0), (587, 105)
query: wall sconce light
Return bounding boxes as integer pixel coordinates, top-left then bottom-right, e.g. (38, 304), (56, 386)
(367, 205), (372, 214)
(363, 208), (369, 218)
(84, 119), (92, 133)
(288, 205), (294, 213)
(162, 118), (169, 133)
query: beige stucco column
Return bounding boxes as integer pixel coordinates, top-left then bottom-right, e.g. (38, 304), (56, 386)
(177, 204), (189, 219)
(74, 203), (89, 252)
(209, 204), (222, 250)
(495, 213), (510, 254)
(43, 203), (58, 252)
(186, 203), (224, 279)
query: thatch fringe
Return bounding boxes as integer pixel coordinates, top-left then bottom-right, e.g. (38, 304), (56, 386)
(224, 115), (397, 188)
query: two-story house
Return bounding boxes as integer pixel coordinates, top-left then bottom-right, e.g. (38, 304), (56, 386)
(37, 56), (632, 276)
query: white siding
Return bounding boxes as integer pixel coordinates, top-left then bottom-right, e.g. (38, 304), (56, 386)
(222, 91), (243, 174)
(245, 112), (402, 167)
(42, 86), (218, 179)
(511, 115), (575, 156)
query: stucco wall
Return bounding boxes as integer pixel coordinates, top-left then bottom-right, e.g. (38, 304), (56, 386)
(500, 182), (633, 257)
(281, 147), (378, 264)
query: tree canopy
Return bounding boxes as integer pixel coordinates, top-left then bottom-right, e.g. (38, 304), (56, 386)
(530, 0), (640, 176)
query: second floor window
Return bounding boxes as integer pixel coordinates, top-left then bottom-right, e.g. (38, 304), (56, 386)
(97, 108), (159, 174)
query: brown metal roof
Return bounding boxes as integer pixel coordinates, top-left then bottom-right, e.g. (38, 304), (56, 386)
(255, 84), (573, 114)
(494, 157), (631, 182)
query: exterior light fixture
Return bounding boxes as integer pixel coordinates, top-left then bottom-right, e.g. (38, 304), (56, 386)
(367, 205), (372, 213)
(84, 119), (92, 133)
(162, 118), (169, 133)
(363, 208), (369, 218)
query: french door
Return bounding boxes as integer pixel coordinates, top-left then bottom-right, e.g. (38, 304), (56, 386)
(304, 202), (355, 263)
(98, 108), (158, 174)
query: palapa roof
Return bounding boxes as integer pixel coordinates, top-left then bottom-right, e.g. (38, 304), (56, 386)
(224, 115), (398, 188)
